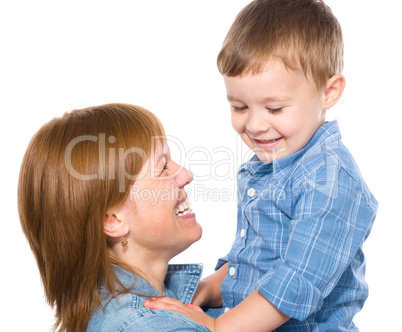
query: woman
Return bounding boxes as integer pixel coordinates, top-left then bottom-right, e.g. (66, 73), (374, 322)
(18, 103), (210, 331)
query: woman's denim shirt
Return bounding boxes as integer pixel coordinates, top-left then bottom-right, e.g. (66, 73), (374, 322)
(87, 264), (210, 331)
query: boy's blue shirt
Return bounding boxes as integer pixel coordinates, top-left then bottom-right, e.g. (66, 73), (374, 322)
(216, 120), (378, 331)
(87, 264), (210, 332)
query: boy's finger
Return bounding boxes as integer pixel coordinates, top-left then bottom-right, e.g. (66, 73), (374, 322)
(143, 300), (177, 311)
(185, 303), (204, 313)
(150, 297), (185, 306)
(143, 297), (188, 312)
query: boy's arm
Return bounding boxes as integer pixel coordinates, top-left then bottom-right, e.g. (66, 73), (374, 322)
(215, 289), (289, 331)
(144, 289), (289, 332)
(192, 263), (228, 307)
(192, 262), (290, 330)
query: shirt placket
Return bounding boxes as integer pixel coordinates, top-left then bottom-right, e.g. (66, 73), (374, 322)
(224, 170), (265, 312)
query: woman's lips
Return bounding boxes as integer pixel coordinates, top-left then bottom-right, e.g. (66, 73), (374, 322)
(177, 209), (195, 219)
(253, 137), (284, 149)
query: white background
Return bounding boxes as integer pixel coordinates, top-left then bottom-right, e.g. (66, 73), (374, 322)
(1, 1), (401, 331)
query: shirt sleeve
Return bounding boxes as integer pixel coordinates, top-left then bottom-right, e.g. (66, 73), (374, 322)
(256, 166), (377, 321)
(215, 255), (229, 271)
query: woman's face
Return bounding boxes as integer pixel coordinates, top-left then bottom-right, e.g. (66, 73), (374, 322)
(118, 141), (202, 258)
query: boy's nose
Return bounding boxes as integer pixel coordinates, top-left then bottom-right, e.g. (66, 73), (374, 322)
(246, 109), (270, 134)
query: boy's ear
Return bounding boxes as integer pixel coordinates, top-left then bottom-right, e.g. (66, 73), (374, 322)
(323, 74), (346, 110)
(104, 210), (129, 238)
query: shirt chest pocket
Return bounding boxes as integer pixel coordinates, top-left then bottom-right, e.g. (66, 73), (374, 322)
(245, 194), (291, 245)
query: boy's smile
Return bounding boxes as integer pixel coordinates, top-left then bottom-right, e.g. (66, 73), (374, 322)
(224, 60), (328, 162)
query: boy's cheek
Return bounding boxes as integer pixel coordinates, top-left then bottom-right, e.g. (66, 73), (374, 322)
(230, 119), (242, 134)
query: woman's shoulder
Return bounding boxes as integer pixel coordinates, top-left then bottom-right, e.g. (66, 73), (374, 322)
(87, 264), (208, 331)
(114, 307), (211, 331)
(87, 293), (210, 331)
(86, 292), (139, 331)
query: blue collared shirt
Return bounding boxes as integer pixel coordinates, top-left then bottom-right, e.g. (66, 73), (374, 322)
(87, 264), (210, 331)
(217, 121), (378, 331)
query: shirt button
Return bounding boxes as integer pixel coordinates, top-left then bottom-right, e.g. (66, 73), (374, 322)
(224, 307), (230, 313)
(240, 229), (246, 238)
(229, 267), (236, 276)
(248, 188), (256, 197)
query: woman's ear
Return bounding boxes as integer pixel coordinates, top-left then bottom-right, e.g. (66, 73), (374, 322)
(104, 211), (129, 238)
(323, 74), (346, 110)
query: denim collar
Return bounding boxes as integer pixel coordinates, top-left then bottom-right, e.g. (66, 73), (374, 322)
(243, 120), (341, 176)
(111, 263), (203, 304)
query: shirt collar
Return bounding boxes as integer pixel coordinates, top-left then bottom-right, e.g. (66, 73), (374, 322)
(111, 263), (203, 303)
(242, 120), (341, 175)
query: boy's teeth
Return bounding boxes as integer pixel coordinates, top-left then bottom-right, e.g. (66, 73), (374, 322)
(260, 138), (278, 143)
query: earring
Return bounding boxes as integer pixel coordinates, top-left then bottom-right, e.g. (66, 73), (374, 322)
(121, 236), (128, 247)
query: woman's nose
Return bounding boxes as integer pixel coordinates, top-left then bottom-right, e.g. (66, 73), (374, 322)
(174, 163), (193, 187)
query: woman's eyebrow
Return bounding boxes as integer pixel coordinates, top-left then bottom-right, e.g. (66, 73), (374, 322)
(156, 153), (167, 164)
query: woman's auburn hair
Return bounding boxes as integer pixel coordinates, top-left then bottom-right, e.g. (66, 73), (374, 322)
(18, 103), (165, 331)
(217, 0), (344, 89)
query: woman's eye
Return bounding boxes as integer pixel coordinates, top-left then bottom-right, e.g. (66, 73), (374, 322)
(267, 107), (283, 114)
(155, 162), (168, 180)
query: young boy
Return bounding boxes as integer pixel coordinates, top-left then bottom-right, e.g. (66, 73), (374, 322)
(145, 0), (378, 330)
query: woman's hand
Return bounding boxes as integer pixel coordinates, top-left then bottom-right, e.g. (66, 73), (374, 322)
(144, 297), (216, 331)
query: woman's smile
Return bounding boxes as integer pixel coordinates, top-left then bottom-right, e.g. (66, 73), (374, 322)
(175, 197), (194, 217)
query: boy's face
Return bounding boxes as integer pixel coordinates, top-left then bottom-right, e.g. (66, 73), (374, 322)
(224, 60), (327, 162)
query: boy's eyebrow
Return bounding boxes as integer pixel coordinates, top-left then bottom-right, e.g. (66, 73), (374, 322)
(227, 95), (241, 102)
(262, 96), (291, 102)
(227, 95), (292, 103)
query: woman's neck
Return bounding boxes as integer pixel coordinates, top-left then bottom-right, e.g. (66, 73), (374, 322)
(110, 241), (170, 294)
(134, 255), (168, 294)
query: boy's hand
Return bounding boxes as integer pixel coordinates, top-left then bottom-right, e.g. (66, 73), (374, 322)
(144, 297), (216, 331)
(191, 279), (215, 307)
(192, 263), (228, 307)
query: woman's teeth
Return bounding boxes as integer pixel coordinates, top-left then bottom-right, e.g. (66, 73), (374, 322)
(175, 199), (192, 216)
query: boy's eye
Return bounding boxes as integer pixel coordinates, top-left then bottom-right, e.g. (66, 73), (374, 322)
(232, 105), (247, 112)
(267, 107), (283, 114)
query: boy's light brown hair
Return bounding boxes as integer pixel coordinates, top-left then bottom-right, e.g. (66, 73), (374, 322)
(18, 103), (165, 331)
(217, 0), (343, 89)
